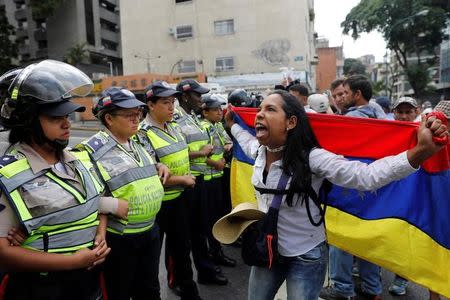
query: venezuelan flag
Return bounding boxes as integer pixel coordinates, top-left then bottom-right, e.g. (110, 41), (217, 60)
(230, 107), (450, 297)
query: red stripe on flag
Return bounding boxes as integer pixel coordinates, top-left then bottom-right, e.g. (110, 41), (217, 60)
(231, 107), (450, 173)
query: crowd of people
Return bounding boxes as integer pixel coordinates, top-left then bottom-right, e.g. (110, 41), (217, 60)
(0, 59), (448, 300)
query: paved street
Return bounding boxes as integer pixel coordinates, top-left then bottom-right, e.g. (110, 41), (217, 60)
(159, 243), (431, 300)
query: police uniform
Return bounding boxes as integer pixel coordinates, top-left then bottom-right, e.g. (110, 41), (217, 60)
(173, 106), (222, 280)
(136, 113), (200, 297)
(0, 143), (104, 300)
(79, 128), (164, 300)
(200, 119), (233, 259)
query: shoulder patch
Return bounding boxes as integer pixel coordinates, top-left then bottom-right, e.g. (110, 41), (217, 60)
(0, 155), (18, 168)
(172, 112), (181, 120)
(86, 133), (109, 153)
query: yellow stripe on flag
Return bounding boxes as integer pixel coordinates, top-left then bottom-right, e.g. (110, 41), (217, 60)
(326, 206), (450, 298)
(230, 158), (256, 208)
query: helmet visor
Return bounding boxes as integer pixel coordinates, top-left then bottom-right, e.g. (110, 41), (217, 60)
(9, 60), (93, 102)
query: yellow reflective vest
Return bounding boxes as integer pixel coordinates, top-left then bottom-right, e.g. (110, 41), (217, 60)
(0, 150), (103, 253)
(81, 131), (164, 235)
(173, 107), (210, 176)
(137, 122), (190, 201)
(200, 120), (227, 181)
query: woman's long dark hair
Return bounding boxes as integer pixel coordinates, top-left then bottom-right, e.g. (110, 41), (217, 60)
(8, 100), (65, 160)
(270, 90), (320, 207)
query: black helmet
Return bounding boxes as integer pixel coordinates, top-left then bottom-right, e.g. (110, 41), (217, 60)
(2, 60), (91, 151)
(0, 68), (23, 130)
(0, 68), (23, 93)
(228, 89), (253, 107)
(1, 60), (92, 128)
(8, 59), (93, 104)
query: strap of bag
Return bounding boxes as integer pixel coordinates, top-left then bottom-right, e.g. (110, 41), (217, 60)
(269, 172), (290, 209)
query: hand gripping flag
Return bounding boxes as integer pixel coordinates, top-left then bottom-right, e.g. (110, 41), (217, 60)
(229, 107), (450, 297)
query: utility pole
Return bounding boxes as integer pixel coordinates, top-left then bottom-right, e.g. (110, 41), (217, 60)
(134, 52), (161, 73)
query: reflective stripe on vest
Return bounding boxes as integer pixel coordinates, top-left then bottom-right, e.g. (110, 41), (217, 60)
(201, 121), (226, 181)
(83, 131), (164, 234)
(174, 108), (209, 176)
(25, 225), (98, 253)
(139, 123), (190, 201)
(0, 151), (102, 253)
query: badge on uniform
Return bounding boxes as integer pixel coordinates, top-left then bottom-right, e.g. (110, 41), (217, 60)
(0, 155), (17, 168)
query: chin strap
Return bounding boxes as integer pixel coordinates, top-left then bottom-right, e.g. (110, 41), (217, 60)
(41, 134), (69, 152)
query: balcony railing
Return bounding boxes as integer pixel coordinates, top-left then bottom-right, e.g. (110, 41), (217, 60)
(99, 7), (118, 24)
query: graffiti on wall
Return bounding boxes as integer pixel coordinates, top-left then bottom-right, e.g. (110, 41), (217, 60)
(252, 39), (291, 66)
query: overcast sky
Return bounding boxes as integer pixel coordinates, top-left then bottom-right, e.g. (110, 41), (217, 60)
(314, 0), (387, 62)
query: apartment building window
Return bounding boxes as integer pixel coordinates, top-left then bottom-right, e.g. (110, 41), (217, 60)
(18, 20), (28, 29)
(178, 60), (196, 73)
(38, 40), (47, 49)
(215, 57), (234, 72)
(101, 39), (117, 51)
(35, 20), (46, 29)
(175, 25), (193, 39)
(100, 18), (117, 32)
(85, 0), (95, 45)
(99, 0), (116, 12)
(214, 19), (234, 36)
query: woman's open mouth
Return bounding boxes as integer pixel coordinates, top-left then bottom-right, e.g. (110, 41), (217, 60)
(255, 123), (268, 138)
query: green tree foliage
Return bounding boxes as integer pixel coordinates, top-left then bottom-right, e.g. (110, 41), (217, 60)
(0, 6), (18, 74)
(64, 43), (88, 66)
(343, 58), (367, 76)
(29, 0), (62, 19)
(341, 0), (449, 100)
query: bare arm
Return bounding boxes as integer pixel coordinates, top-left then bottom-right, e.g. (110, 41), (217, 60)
(188, 144), (214, 159)
(206, 158), (225, 171)
(0, 237), (110, 272)
(164, 175), (196, 188)
(310, 115), (448, 191)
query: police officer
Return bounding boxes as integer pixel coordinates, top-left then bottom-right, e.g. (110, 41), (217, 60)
(136, 81), (201, 300)
(175, 79), (228, 285)
(78, 87), (168, 300)
(0, 60), (110, 299)
(199, 94), (236, 267)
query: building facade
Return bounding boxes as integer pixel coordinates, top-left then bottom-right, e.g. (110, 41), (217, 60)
(120, 0), (317, 91)
(437, 24), (450, 99)
(3, 0), (122, 78)
(315, 38), (343, 92)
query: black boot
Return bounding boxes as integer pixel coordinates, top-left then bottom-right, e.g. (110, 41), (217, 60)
(197, 271), (228, 286)
(212, 250), (236, 267)
(180, 281), (203, 300)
